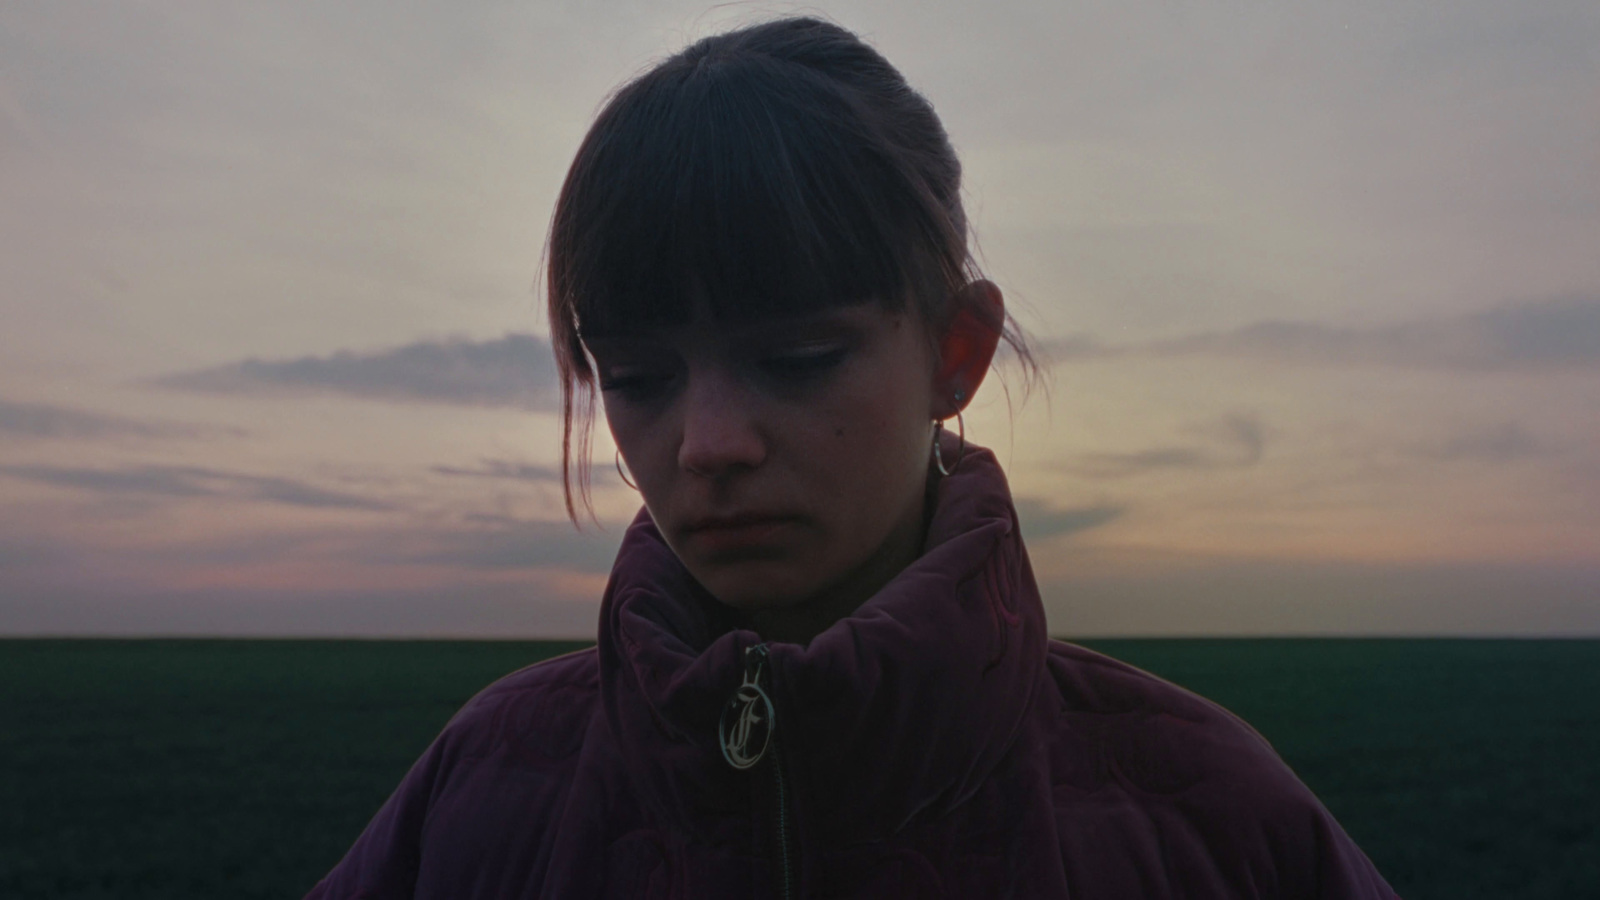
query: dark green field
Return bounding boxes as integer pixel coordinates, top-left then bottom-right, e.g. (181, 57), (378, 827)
(1, 639), (1595, 899)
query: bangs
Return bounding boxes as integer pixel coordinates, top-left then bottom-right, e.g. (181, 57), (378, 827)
(550, 52), (950, 337)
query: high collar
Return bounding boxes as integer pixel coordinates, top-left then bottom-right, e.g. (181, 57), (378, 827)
(597, 443), (1049, 846)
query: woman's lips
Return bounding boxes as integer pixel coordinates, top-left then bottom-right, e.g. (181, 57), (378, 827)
(682, 514), (797, 555)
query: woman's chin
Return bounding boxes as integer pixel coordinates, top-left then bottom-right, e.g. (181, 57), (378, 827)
(693, 566), (820, 614)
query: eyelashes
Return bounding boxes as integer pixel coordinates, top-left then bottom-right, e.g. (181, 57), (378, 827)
(759, 345), (848, 378)
(597, 344), (850, 399)
(597, 369), (672, 397)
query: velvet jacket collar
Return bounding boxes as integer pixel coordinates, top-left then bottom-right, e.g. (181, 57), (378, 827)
(597, 444), (1049, 848)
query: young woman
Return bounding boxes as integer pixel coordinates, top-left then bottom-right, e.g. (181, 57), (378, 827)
(309, 17), (1396, 899)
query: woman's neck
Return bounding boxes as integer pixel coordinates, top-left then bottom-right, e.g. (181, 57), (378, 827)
(731, 481), (932, 646)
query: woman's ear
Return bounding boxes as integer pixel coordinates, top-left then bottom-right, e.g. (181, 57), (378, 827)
(931, 279), (1004, 418)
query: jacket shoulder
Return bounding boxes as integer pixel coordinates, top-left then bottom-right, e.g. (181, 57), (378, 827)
(304, 646), (605, 900)
(435, 644), (603, 764)
(1043, 640), (1277, 751)
(1043, 637), (1315, 800)
(1043, 638), (1294, 798)
(1041, 640), (1397, 897)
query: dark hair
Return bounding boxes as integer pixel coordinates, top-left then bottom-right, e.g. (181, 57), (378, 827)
(546, 16), (1035, 522)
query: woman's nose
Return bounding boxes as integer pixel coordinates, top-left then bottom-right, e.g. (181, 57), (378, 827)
(677, 374), (766, 478)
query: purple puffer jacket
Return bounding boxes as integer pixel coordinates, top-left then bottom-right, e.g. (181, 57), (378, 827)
(308, 446), (1397, 899)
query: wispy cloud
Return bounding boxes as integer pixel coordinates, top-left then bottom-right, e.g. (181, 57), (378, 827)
(149, 334), (560, 410)
(1013, 500), (1124, 540)
(1036, 335), (1108, 363)
(0, 464), (393, 511)
(0, 537), (55, 570)
(1072, 413), (1265, 479)
(430, 459), (564, 482)
(0, 399), (239, 441)
(1046, 297), (1600, 372)
(1414, 422), (1549, 463)
(349, 516), (622, 573)
(429, 457), (623, 488)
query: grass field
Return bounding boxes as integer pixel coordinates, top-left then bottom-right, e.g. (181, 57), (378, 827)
(1, 638), (1595, 899)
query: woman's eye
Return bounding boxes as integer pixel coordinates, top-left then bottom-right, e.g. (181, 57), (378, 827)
(598, 369), (673, 397)
(761, 345), (848, 378)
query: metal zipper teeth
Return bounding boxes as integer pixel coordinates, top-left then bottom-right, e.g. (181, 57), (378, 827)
(771, 734), (796, 900)
(747, 643), (798, 900)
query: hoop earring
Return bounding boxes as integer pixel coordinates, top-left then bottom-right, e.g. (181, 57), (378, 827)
(932, 399), (966, 477)
(614, 450), (639, 491)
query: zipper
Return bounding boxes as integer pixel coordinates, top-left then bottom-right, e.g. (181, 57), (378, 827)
(768, 723), (798, 900)
(720, 642), (800, 899)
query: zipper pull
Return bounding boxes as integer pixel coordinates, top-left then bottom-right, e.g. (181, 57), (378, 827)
(719, 643), (776, 770)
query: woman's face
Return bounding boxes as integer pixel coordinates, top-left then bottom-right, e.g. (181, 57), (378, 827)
(586, 302), (941, 614)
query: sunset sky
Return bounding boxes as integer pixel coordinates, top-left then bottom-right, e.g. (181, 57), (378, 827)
(3, 0), (1597, 637)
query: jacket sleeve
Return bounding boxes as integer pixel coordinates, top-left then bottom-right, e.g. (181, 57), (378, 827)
(303, 734), (452, 900)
